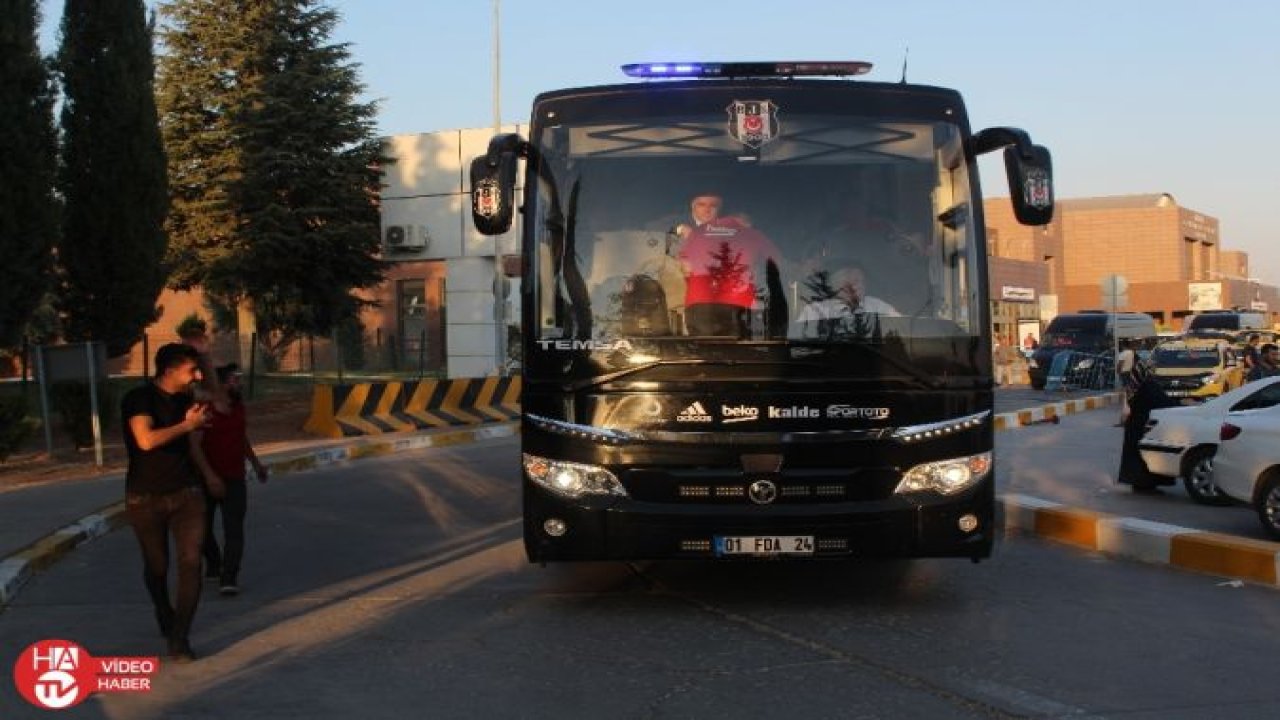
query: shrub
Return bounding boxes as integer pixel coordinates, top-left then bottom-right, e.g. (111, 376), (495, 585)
(0, 395), (39, 462)
(175, 313), (208, 340)
(49, 381), (116, 449)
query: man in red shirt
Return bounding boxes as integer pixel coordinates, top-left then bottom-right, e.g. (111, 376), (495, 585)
(200, 364), (268, 596)
(675, 193), (784, 337)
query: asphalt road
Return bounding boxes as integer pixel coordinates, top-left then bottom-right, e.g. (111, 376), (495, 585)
(3, 435), (1278, 719)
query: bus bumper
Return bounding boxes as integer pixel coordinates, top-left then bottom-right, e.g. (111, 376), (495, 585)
(522, 481), (995, 563)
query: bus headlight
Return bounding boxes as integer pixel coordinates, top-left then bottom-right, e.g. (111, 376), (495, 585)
(522, 453), (627, 499)
(894, 452), (992, 496)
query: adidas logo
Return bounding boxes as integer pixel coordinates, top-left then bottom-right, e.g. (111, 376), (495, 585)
(676, 401), (713, 423)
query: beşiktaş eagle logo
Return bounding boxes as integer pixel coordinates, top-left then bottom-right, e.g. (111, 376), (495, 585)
(1023, 167), (1053, 209)
(677, 401), (713, 423)
(473, 178), (501, 218)
(727, 100), (779, 149)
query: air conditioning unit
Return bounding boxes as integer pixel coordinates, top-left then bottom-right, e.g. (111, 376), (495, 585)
(384, 224), (428, 252)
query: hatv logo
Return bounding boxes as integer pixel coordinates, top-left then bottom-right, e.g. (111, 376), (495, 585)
(677, 402), (713, 423)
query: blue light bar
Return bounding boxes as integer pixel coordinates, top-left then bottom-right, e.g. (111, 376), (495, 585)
(621, 61), (872, 79)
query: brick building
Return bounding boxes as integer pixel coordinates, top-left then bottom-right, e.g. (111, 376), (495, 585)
(985, 193), (1277, 339)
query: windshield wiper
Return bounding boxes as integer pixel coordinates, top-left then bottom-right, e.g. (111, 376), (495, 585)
(563, 351), (942, 394)
(563, 359), (711, 393)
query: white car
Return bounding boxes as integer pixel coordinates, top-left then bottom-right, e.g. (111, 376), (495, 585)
(1138, 377), (1280, 505)
(1209, 392), (1280, 540)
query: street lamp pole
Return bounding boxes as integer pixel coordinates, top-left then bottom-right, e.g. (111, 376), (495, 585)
(491, 0), (507, 375)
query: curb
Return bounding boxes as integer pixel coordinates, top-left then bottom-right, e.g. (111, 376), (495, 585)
(1001, 493), (1280, 588)
(0, 422), (517, 609)
(993, 391), (1118, 430)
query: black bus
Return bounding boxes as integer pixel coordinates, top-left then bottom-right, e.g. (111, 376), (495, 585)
(470, 61), (1054, 563)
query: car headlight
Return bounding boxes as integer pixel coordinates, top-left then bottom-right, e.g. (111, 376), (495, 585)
(894, 452), (993, 496)
(522, 453), (627, 499)
(1201, 373), (1219, 386)
(1075, 358), (1095, 369)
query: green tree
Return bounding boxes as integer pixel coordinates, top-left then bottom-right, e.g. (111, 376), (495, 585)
(155, 0), (248, 294)
(157, 0), (385, 362)
(0, 0), (59, 350)
(56, 0), (170, 357)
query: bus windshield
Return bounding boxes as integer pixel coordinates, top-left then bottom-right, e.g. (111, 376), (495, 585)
(528, 111), (980, 350)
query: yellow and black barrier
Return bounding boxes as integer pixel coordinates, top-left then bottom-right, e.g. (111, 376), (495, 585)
(304, 377), (521, 438)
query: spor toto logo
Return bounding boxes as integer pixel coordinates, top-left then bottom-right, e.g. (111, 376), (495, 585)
(13, 639), (159, 710)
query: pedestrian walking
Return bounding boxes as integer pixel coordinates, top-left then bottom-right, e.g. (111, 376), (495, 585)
(201, 363), (268, 596)
(1115, 339), (1137, 425)
(121, 343), (222, 662)
(1242, 334), (1262, 375)
(1247, 343), (1280, 381)
(1117, 360), (1180, 494)
(993, 335), (1016, 386)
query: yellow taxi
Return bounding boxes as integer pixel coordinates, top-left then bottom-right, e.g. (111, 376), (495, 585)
(1148, 338), (1245, 400)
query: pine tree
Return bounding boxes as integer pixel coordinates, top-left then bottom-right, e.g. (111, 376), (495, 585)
(157, 0), (385, 360)
(56, 0), (169, 357)
(155, 0), (249, 293)
(233, 0), (385, 355)
(0, 0), (59, 350)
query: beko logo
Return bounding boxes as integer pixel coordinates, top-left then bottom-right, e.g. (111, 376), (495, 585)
(677, 402), (713, 423)
(827, 405), (891, 420)
(535, 339), (634, 351)
(768, 406), (820, 419)
(721, 405), (760, 423)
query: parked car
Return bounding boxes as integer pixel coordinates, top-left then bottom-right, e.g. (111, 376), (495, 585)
(1209, 394), (1280, 540)
(1138, 376), (1280, 505)
(1147, 338), (1244, 401)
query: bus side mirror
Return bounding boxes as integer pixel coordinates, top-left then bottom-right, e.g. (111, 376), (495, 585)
(1005, 144), (1054, 226)
(470, 134), (523, 236)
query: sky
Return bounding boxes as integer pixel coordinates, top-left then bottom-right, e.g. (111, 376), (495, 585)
(36, 1), (1280, 285)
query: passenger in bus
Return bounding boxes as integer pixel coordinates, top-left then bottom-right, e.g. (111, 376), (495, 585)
(795, 263), (900, 339)
(673, 193), (784, 337)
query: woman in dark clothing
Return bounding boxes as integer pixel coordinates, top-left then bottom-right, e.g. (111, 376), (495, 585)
(1118, 360), (1181, 494)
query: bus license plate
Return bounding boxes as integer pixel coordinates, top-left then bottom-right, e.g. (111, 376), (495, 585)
(714, 536), (815, 556)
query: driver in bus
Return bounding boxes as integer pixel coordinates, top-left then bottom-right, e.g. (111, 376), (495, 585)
(795, 262), (900, 339)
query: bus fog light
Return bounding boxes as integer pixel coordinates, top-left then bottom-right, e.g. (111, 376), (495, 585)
(958, 514), (979, 533)
(543, 518), (568, 537)
(523, 453), (628, 499)
(895, 452), (992, 496)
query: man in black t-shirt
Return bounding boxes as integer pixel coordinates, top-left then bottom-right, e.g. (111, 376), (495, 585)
(121, 343), (221, 662)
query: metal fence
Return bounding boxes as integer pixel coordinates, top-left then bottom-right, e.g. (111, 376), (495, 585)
(1043, 350), (1119, 392)
(3, 330), (448, 386)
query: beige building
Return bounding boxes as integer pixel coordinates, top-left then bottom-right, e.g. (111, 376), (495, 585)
(986, 193), (1277, 337)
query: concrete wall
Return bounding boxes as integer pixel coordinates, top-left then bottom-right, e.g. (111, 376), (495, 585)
(380, 126), (525, 376)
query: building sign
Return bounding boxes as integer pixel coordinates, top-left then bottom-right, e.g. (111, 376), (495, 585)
(1188, 282), (1222, 312)
(1001, 286), (1036, 302)
(1251, 301), (1269, 312)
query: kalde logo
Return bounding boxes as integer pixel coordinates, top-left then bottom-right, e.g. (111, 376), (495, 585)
(720, 404), (759, 423)
(13, 639), (158, 710)
(826, 404), (891, 420)
(768, 406), (821, 419)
